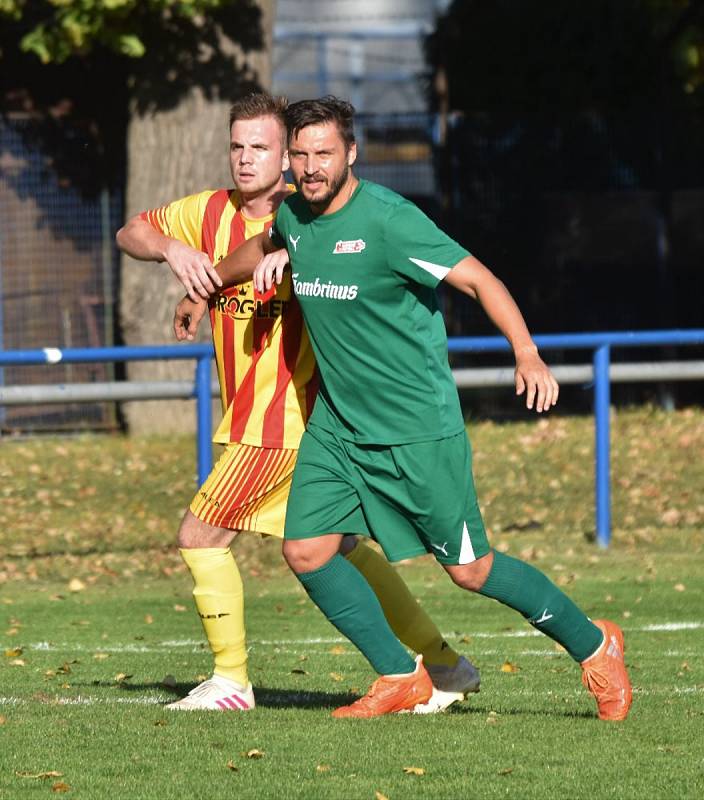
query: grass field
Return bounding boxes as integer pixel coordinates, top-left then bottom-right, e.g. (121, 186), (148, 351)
(1, 407), (703, 798)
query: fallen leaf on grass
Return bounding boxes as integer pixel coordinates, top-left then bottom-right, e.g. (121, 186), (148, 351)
(500, 661), (520, 673)
(226, 760), (239, 772)
(68, 579), (85, 593)
(114, 673), (133, 683)
(0, 715), (6, 725)
(661, 508), (682, 526)
(375, 792), (390, 800)
(144, 614), (154, 624)
(329, 645), (347, 655)
(316, 764), (330, 773)
(244, 749), (265, 759)
(5, 627), (19, 636)
(52, 782), (71, 793)
(674, 584), (686, 592)
(459, 635), (472, 644)
(10, 659), (26, 667)
(498, 768), (514, 776)
(153, 720), (167, 727)
(4, 647), (22, 657)
(486, 711), (499, 724)
(329, 672), (344, 682)
(93, 653), (110, 661)
(16, 771), (63, 779)
(403, 766), (426, 776)
(173, 604), (186, 612)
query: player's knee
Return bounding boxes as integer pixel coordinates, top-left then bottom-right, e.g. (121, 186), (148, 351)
(177, 511), (236, 549)
(444, 552), (494, 592)
(283, 537), (339, 574)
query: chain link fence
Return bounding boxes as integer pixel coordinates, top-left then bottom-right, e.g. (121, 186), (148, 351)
(1, 108), (703, 432)
(0, 115), (123, 432)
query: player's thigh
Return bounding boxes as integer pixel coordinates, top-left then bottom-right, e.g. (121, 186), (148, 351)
(189, 442), (297, 537)
(284, 428), (370, 539)
(388, 432), (490, 566)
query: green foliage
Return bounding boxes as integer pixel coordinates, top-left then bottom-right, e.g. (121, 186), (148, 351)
(1, 0), (239, 63)
(428, 0), (704, 110)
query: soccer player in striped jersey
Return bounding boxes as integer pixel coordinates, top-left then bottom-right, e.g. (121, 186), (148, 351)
(116, 93), (479, 712)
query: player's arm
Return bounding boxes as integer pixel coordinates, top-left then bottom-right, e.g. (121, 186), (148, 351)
(215, 230), (283, 289)
(445, 255), (559, 413)
(173, 232), (287, 341)
(116, 214), (222, 302)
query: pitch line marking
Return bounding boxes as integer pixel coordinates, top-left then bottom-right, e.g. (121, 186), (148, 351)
(1, 685), (703, 708)
(7, 621), (702, 656)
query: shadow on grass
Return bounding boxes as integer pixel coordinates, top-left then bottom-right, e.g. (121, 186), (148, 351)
(73, 680), (596, 718)
(75, 680), (356, 709)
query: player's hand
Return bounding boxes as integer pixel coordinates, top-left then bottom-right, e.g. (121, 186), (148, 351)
(253, 248), (290, 294)
(515, 347), (559, 413)
(164, 239), (222, 302)
(173, 295), (208, 341)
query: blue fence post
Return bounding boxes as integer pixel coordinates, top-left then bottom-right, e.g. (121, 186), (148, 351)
(195, 354), (212, 486)
(593, 345), (611, 548)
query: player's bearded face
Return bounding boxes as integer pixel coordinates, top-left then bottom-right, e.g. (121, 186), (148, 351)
(289, 123), (357, 210)
(229, 116), (289, 195)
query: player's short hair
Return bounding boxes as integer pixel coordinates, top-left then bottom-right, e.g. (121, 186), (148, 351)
(228, 93), (288, 145)
(285, 96), (356, 150)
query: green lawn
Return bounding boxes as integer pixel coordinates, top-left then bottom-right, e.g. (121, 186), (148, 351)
(1, 407), (703, 798)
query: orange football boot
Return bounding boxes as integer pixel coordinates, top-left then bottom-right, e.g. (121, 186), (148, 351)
(581, 619), (632, 721)
(332, 656), (433, 719)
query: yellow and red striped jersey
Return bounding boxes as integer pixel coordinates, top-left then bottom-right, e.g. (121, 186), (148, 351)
(141, 188), (317, 449)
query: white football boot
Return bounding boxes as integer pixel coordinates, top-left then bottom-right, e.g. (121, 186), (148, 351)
(414, 656), (481, 714)
(165, 674), (255, 711)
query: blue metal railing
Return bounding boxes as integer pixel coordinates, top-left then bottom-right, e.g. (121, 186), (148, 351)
(0, 344), (215, 486)
(2, 329), (704, 548)
(448, 329), (704, 546)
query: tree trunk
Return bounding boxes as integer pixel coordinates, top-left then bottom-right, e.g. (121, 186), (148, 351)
(119, 3), (274, 435)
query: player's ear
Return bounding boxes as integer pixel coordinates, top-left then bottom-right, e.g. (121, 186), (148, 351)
(347, 141), (357, 167)
(281, 148), (290, 172)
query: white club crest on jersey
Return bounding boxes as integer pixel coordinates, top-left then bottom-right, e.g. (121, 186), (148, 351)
(333, 239), (366, 254)
(289, 233), (300, 252)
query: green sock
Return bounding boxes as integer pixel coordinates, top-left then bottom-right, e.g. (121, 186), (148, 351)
(297, 554), (415, 675)
(479, 550), (603, 662)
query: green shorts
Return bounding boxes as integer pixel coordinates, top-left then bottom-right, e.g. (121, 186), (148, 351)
(284, 425), (490, 565)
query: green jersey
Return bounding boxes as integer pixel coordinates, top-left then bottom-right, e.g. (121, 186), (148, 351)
(271, 179), (470, 445)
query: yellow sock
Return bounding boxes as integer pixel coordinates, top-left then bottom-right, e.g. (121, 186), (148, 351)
(345, 540), (460, 668)
(179, 547), (249, 687)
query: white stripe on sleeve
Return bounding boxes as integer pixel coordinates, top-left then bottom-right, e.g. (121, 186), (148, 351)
(408, 257), (452, 281)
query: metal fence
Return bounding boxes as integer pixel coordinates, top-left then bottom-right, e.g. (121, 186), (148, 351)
(2, 329), (704, 548)
(3, 109), (704, 432)
(0, 115), (123, 432)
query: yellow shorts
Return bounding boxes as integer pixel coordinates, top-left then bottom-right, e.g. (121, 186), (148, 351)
(189, 443), (298, 536)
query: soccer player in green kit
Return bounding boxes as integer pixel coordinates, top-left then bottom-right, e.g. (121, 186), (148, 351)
(174, 96), (632, 722)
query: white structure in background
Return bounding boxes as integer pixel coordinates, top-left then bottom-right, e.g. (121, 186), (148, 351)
(273, 0), (450, 112)
(272, 0), (451, 195)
